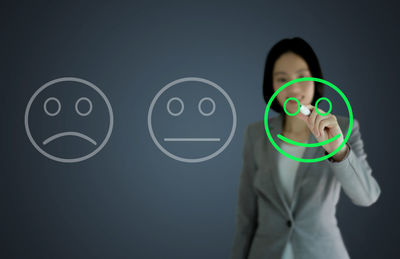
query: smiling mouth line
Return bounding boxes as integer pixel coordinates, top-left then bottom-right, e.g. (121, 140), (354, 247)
(43, 132), (97, 146)
(276, 133), (341, 147)
(164, 138), (220, 142)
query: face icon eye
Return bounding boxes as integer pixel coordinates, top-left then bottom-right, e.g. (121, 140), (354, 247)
(167, 97), (184, 116)
(198, 97), (216, 116)
(315, 97), (332, 116)
(283, 97), (301, 116)
(75, 97), (93, 116)
(44, 97), (61, 116)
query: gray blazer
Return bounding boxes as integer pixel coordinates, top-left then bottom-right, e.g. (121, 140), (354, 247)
(231, 114), (381, 259)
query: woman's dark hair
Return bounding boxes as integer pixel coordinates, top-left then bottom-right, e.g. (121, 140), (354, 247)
(263, 37), (324, 113)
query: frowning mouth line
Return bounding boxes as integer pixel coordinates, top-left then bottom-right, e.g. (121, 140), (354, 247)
(43, 132), (97, 145)
(164, 138), (220, 142)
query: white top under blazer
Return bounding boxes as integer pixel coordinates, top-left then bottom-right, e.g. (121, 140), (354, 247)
(278, 142), (307, 259)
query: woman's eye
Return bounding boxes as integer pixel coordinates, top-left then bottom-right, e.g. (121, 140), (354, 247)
(278, 78), (287, 82)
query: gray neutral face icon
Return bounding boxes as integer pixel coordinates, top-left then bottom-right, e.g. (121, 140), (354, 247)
(148, 77), (237, 163)
(24, 77), (113, 163)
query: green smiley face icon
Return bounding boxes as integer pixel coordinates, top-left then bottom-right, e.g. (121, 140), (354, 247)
(264, 77), (353, 163)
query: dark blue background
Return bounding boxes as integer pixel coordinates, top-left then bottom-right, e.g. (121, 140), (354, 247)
(2, 0), (399, 258)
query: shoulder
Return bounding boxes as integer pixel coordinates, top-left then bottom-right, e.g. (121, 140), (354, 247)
(334, 115), (360, 136)
(245, 120), (264, 138)
(244, 116), (279, 142)
(246, 114), (282, 134)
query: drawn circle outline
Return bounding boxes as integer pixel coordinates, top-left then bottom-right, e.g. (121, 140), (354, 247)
(43, 97), (61, 116)
(25, 77), (114, 163)
(75, 97), (93, 116)
(283, 97), (301, 116)
(167, 97), (184, 116)
(264, 77), (353, 163)
(315, 97), (332, 116)
(148, 77), (237, 163)
(198, 97), (216, 116)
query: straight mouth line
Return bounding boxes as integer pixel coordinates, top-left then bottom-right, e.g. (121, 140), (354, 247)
(43, 132), (97, 145)
(164, 138), (221, 142)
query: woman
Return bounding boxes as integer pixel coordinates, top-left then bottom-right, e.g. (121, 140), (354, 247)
(231, 37), (381, 259)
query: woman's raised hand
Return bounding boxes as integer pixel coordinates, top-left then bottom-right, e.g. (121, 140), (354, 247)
(296, 104), (348, 161)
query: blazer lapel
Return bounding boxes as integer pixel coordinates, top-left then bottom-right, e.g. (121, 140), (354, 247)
(257, 134), (291, 218)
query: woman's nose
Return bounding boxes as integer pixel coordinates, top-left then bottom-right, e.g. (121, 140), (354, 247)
(286, 83), (303, 94)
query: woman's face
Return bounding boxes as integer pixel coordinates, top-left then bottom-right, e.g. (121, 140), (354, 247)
(272, 52), (315, 114)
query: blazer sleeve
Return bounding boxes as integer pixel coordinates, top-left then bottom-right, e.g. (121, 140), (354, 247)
(231, 125), (258, 259)
(326, 118), (381, 207)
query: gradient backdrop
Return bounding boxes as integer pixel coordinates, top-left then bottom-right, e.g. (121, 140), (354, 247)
(2, 0), (399, 258)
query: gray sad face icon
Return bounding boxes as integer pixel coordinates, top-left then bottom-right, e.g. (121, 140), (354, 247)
(25, 77), (114, 163)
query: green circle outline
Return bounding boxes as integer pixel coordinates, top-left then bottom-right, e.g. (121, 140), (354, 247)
(283, 97), (301, 116)
(315, 97), (332, 116)
(264, 77), (353, 163)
